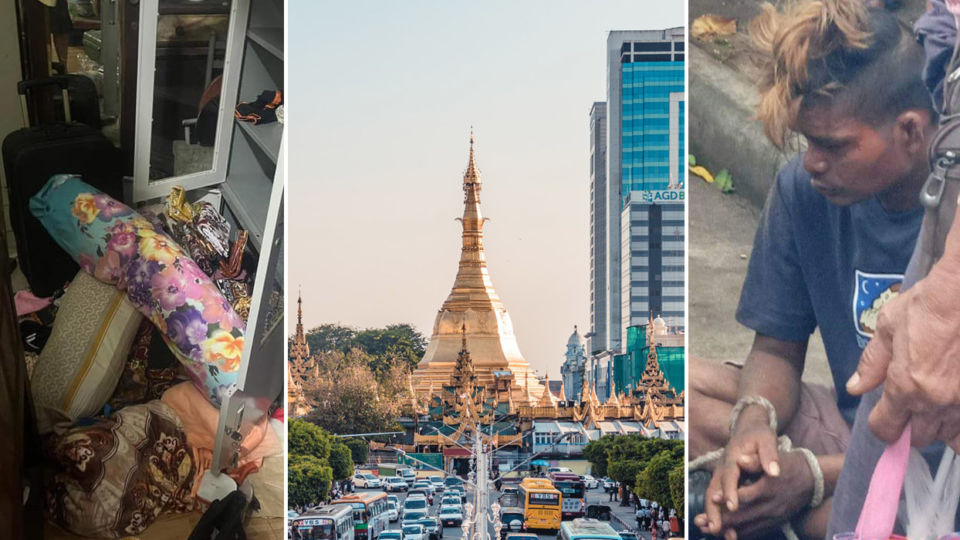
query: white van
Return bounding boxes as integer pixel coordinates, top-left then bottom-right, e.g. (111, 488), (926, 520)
(400, 468), (417, 487)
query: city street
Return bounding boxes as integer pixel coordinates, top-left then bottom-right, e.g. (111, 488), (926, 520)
(364, 481), (655, 540)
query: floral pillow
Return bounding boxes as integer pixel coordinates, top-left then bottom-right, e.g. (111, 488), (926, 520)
(30, 174), (244, 406)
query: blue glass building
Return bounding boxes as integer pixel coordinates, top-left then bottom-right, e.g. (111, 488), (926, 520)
(621, 61), (685, 198)
(589, 29), (685, 398)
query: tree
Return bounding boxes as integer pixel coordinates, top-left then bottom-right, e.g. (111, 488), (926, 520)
(608, 459), (643, 493)
(343, 437), (370, 464)
(305, 324), (356, 355)
(289, 419), (332, 461)
(583, 436), (616, 477)
(288, 454), (333, 508)
(668, 464), (684, 518)
(329, 441), (355, 482)
(635, 450), (679, 509)
(354, 324), (428, 374)
(302, 349), (405, 435)
(295, 323), (428, 382)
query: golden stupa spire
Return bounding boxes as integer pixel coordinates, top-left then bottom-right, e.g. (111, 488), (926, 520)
(464, 127), (480, 187)
(289, 286), (310, 361)
(537, 383), (556, 407)
(411, 130), (544, 406)
(608, 380), (620, 406)
(455, 130), (486, 288)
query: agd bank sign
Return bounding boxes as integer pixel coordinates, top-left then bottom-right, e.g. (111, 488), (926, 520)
(638, 190), (685, 204)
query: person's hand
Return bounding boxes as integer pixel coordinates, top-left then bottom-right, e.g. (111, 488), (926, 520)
(847, 201), (960, 450)
(694, 408), (780, 537)
(695, 450), (815, 540)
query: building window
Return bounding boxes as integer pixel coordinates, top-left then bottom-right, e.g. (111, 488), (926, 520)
(633, 42), (672, 52)
(634, 54), (672, 62)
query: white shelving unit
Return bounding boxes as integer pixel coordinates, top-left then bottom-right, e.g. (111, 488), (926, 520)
(133, 0), (285, 476)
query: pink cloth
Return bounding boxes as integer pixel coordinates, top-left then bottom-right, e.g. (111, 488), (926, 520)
(13, 290), (51, 316)
(856, 425), (912, 539)
(161, 382), (282, 496)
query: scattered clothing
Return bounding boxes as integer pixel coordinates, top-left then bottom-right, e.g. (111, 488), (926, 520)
(14, 290), (51, 316)
(162, 382), (281, 498)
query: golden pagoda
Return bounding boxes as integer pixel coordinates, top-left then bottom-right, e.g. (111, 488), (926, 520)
(289, 290), (310, 361)
(412, 133), (544, 406)
(288, 290), (313, 418)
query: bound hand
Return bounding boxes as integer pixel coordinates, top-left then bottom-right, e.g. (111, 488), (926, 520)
(696, 409), (780, 537)
(696, 450), (815, 539)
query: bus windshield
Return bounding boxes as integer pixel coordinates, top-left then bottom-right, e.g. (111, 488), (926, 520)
(292, 518), (334, 539)
(554, 481), (584, 499)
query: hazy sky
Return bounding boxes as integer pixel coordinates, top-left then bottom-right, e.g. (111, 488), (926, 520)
(288, 1), (684, 378)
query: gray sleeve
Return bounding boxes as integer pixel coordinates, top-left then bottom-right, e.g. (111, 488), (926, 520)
(914, 0), (957, 111)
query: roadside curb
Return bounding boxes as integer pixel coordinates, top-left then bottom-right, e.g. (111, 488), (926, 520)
(689, 42), (788, 209)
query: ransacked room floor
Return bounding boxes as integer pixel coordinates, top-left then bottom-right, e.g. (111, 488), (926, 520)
(43, 455), (284, 539)
(11, 183), (284, 539)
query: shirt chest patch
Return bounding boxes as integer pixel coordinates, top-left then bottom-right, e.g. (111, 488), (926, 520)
(852, 269), (904, 345)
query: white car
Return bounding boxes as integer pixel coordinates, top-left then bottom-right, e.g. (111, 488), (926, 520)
(427, 475), (445, 492)
(400, 468), (417, 487)
(386, 501), (399, 522)
(378, 532), (403, 540)
(401, 524), (426, 540)
(353, 473), (382, 488)
(385, 476), (409, 492)
(387, 494), (400, 507)
(438, 504), (464, 527)
(439, 496), (461, 508)
(402, 497), (429, 516)
(402, 510), (428, 528)
(581, 474), (600, 489)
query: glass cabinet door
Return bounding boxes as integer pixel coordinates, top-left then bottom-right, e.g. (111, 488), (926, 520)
(132, 0), (250, 201)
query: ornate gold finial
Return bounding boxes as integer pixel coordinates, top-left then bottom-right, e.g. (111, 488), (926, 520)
(464, 130), (480, 186)
(297, 287), (303, 323)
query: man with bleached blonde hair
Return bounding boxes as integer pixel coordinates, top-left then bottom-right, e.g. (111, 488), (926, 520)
(689, 0), (937, 538)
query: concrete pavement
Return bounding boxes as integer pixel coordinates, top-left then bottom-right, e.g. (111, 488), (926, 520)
(689, 175), (832, 387)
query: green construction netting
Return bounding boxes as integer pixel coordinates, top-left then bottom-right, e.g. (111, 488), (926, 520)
(612, 345), (685, 396)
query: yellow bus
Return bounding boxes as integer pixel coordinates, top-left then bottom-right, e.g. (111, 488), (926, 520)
(518, 481), (562, 532)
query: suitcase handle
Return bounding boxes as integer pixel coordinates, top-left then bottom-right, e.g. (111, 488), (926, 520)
(16, 76), (70, 95)
(17, 77), (71, 125)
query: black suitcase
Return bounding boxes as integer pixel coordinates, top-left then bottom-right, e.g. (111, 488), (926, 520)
(2, 77), (122, 297)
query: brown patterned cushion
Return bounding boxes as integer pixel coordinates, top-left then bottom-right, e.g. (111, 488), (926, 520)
(44, 400), (196, 537)
(32, 271), (142, 433)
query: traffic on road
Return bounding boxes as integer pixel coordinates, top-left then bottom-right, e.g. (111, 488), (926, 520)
(287, 467), (677, 540)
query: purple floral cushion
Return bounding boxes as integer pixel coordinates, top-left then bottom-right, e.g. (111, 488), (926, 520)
(30, 175), (243, 406)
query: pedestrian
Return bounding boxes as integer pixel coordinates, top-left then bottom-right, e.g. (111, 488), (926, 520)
(636, 506), (643, 530)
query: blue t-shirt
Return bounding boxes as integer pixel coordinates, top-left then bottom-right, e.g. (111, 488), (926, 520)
(736, 155), (923, 425)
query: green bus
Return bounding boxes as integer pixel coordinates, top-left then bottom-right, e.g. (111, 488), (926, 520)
(559, 518), (622, 540)
(330, 492), (388, 540)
